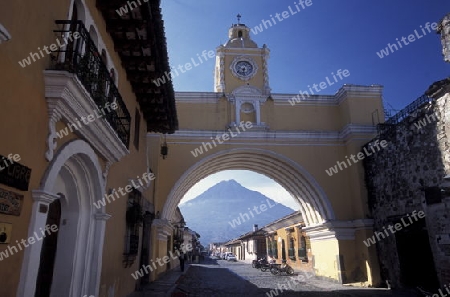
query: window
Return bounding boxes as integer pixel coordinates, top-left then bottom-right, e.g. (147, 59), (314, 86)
(238, 30), (243, 38)
(134, 109), (140, 150)
(267, 238), (273, 257)
(288, 237), (296, 260)
(298, 235), (308, 261)
(272, 239), (278, 259)
(123, 189), (142, 267)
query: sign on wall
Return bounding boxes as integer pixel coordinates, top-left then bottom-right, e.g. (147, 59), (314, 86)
(0, 187), (24, 216)
(0, 154), (31, 191)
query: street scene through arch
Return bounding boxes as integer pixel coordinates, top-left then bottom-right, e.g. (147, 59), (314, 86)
(148, 19), (383, 285)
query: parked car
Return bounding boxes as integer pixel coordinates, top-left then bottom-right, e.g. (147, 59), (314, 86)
(223, 252), (233, 260)
(227, 254), (237, 261)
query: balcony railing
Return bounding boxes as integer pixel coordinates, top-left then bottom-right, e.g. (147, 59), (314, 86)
(49, 20), (131, 148)
(377, 94), (434, 135)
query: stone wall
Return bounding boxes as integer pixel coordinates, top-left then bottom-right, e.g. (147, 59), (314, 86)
(363, 80), (450, 289)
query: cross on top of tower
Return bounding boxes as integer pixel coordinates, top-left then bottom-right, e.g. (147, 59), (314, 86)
(237, 14), (241, 25)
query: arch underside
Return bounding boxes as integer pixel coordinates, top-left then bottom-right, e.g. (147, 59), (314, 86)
(162, 148), (335, 226)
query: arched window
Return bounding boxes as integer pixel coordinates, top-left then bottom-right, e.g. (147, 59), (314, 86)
(288, 237), (296, 260)
(298, 235), (308, 261)
(238, 30), (243, 38)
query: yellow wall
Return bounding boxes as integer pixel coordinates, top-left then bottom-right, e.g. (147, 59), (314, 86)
(310, 239), (340, 280)
(0, 0), (158, 296)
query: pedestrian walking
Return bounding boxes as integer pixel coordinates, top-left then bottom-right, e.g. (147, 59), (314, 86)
(179, 252), (186, 272)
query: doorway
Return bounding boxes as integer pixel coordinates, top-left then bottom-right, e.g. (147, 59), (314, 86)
(34, 200), (61, 297)
(17, 140), (108, 297)
(394, 216), (439, 290)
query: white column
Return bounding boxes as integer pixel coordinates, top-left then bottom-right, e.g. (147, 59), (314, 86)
(235, 99), (241, 125)
(88, 213), (111, 297)
(256, 101), (261, 125)
(16, 190), (60, 297)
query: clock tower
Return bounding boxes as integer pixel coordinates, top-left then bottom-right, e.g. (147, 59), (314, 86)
(214, 15), (271, 127)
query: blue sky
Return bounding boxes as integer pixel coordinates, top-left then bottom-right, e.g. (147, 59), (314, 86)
(161, 0), (450, 209)
(162, 0), (449, 110)
(180, 170), (300, 210)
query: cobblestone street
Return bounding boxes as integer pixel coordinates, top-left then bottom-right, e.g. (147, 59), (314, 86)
(171, 257), (420, 297)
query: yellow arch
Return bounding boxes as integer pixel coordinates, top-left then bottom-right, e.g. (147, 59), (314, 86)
(161, 147), (335, 226)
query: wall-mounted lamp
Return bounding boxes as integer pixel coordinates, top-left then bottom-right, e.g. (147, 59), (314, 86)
(160, 134), (168, 159)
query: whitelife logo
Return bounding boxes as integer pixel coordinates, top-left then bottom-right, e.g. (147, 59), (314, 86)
(55, 101), (119, 139)
(265, 267), (326, 296)
(131, 243), (193, 280)
(190, 121), (253, 158)
(18, 32), (81, 68)
(0, 153), (21, 173)
(414, 113), (439, 130)
(0, 224), (58, 261)
(424, 283), (450, 297)
(288, 69), (350, 105)
(376, 21), (438, 59)
(363, 210), (425, 247)
(116, 0), (148, 17)
(228, 199), (277, 228)
(152, 49), (215, 87)
(251, 0), (313, 35)
(93, 172), (155, 209)
(325, 140), (388, 177)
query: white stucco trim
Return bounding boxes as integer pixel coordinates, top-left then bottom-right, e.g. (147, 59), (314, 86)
(161, 147), (335, 227)
(153, 219), (174, 241)
(44, 70), (129, 162)
(17, 139), (110, 297)
(304, 219), (374, 241)
(175, 84), (383, 106)
(166, 124), (376, 144)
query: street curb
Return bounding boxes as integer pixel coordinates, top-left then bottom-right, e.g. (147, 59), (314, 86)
(165, 264), (191, 297)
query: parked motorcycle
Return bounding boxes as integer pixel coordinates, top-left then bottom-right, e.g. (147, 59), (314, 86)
(270, 260), (294, 275)
(260, 258), (276, 272)
(252, 257), (268, 269)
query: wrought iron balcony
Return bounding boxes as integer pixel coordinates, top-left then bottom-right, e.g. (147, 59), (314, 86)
(49, 20), (131, 148)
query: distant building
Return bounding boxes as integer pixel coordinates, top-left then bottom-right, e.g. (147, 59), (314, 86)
(183, 227), (201, 261)
(225, 224), (267, 261)
(261, 211), (313, 273)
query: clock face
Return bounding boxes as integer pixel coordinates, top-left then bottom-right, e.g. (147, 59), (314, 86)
(235, 61), (253, 76)
(230, 57), (258, 80)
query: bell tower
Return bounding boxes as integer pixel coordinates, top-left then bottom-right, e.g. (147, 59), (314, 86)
(214, 15), (271, 127)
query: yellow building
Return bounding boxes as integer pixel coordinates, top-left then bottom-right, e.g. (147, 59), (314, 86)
(0, 0), (177, 296)
(262, 212), (314, 273)
(149, 20), (384, 286)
